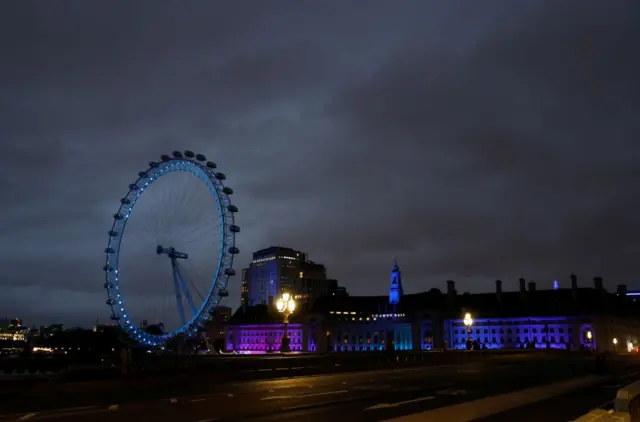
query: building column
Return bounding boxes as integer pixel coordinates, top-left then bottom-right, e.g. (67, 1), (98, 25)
(302, 323), (309, 352)
(433, 314), (446, 350)
(570, 320), (581, 349)
(411, 317), (422, 351)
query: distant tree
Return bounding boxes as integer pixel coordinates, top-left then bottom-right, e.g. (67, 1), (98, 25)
(143, 325), (164, 336)
(213, 338), (224, 353)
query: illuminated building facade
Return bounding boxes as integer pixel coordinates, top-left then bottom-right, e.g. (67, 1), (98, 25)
(225, 267), (640, 354)
(225, 323), (317, 353)
(446, 316), (592, 350)
(388, 259), (403, 307)
(242, 247), (340, 307)
(0, 317), (29, 353)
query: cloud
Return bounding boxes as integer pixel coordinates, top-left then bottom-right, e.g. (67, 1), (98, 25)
(1, 1), (639, 326)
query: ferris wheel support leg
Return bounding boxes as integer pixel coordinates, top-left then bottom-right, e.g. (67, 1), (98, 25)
(171, 259), (187, 327)
(176, 264), (197, 316)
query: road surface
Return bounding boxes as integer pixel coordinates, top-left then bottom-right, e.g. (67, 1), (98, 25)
(1, 354), (634, 421)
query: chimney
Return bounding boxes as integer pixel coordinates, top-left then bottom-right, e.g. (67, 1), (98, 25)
(594, 277), (603, 292)
(446, 280), (455, 296)
(617, 284), (628, 296)
(495, 280), (503, 303)
(528, 281), (536, 292)
(570, 273), (578, 301)
(519, 277), (526, 301)
(446, 280), (456, 305)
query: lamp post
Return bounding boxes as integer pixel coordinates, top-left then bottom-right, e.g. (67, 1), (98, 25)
(613, 337), (618, 352)
(276, 292), (296, 353)
(463, 312), (473, 350)
(586, 330), (593, 349)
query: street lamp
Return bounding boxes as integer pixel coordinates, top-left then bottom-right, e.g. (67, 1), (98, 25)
(276, 292), (296, 353)
(585, 330), (593, 350)
(463, 312), (473, 350)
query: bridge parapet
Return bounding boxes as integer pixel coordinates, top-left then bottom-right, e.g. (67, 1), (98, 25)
(573, 380), (640, 421)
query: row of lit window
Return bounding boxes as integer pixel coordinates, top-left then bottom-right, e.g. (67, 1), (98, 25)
(252, 255), (299, 263)
(371, 313), (405, 318)
(335, 317), (379, 322)
(454, 319), (567, 326)
(236, 331), (301, 337)
(458, 327), (573, 335)
(336, 336), (386, 345)
(0, 333), (25, 341)
(456, 336), (573, 344)
(330, 311), (357, 315)
(239, 338), (303, 344)
(252, 256), (276, 263)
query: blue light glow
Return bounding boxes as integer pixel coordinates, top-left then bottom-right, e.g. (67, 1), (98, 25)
(104, 155), (237, 346)
(388, 260), (403, 306)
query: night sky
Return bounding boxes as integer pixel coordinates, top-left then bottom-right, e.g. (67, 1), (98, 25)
(1, 1), (639, 328)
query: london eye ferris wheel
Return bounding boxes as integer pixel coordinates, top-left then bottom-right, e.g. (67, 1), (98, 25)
(103, 151), (239, 347)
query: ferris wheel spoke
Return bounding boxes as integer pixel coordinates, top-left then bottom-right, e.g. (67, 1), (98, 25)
(176, 224), (209, 244)
(181, 265), (206, 303)
(178, 226), (222, 248)
(179, 213), (223, 239)
(104, 153), (237, 347)
(170, 265), (187, 327)
(175, 262), (198, 316)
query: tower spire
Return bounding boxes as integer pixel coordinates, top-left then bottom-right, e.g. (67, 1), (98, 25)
(389, 258), (403, 305)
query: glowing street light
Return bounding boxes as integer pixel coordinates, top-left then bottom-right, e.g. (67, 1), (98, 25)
(276, 292), (296, 353)
(613, 338), (618, 345)
(586, 330), (592, 340)
(463, 312), (473, 349)
(463, 313), (473, 331)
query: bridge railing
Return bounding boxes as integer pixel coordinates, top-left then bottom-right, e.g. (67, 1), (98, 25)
(573, 379), (640, 421)
(0, 348), (599, 385)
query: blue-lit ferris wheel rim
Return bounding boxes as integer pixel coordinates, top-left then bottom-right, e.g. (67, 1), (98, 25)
(103, 153), (239, 347)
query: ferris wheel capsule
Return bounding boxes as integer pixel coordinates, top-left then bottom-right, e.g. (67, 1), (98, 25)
(103, 151), (238, 347)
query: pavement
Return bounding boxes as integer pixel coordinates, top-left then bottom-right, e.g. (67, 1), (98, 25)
(0, 354), (636, 422)
(473, 370), (636, 422)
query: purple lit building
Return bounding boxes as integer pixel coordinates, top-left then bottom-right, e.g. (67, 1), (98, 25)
(224, 305), (319, 353)
(225, 266), (640, 354)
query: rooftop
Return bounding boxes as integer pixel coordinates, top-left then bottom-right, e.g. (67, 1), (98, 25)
(229, 283), (640, 325)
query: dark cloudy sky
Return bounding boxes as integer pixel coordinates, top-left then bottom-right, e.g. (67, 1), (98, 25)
(1, 1), (639, 327)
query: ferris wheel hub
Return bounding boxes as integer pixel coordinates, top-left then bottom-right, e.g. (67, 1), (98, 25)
(156, 245), (188, 260)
